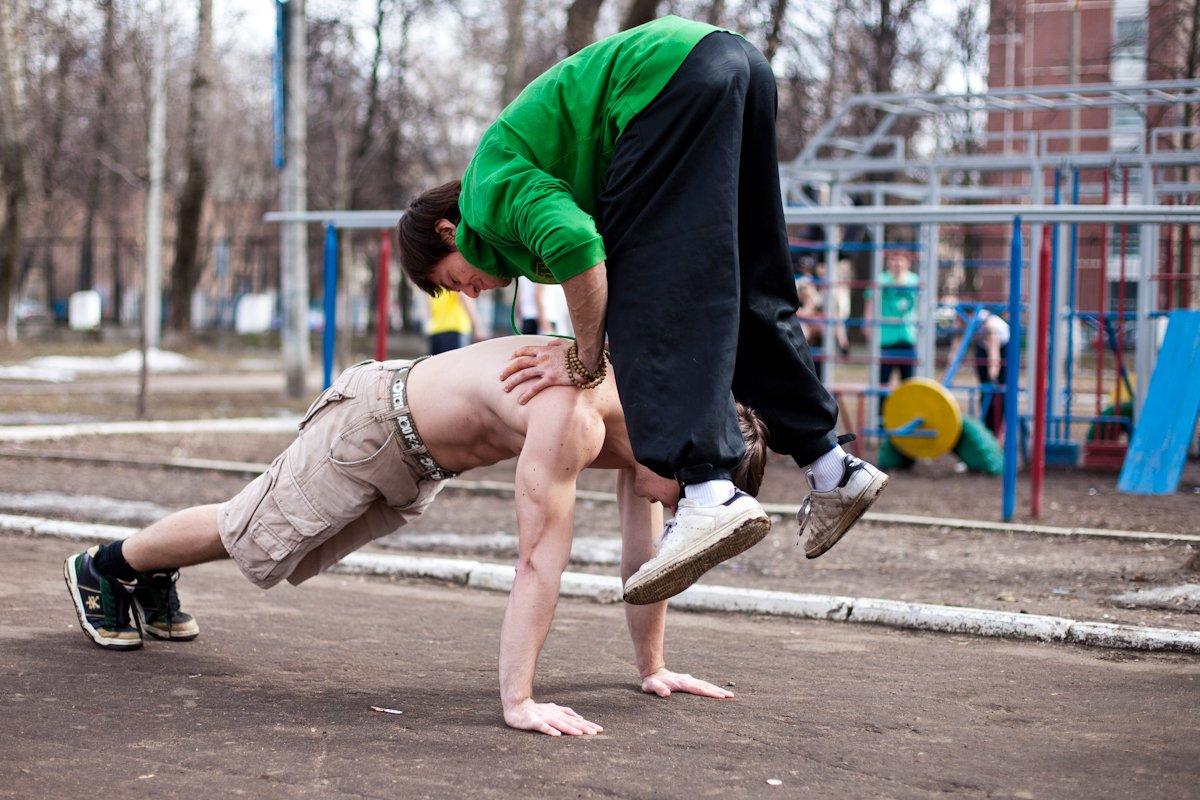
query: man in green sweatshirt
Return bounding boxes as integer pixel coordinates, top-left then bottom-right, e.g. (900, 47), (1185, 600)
(397, 16), (887, 606)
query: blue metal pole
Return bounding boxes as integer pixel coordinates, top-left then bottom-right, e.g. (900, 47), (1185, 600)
(1047, 170), (1061, 439)
(272, 0), (286, 170)
(322, 223), (338, 390)
(1064, 168), (1081, 439)
(1002, 217), (1023, 521)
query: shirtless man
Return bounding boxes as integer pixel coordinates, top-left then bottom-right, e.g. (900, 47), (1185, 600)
(63, 336), (767, 737)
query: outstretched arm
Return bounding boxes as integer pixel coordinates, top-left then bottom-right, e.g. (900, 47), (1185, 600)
(499, 393), (605, 736)
(617, 469), (735, 701)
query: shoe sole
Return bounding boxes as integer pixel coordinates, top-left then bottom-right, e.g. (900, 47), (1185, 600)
(63, 555), (142, 651)
(804, 471), (889, 559)
(137, 605), (200, 641)
(623, 513), (772, 606)
(142, 626), (200, 642)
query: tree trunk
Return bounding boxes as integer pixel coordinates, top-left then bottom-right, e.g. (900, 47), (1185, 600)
(706, 0), (725, 26)
(565, 0), (605, 54)
(622, 0), (661, 31)
(0, 0), (28, 343)
(80, 1), (116, 294)
(501, 0), (527, 104)
(168, 0), (213, 336)
(349, 0), (387, 211)
(822, 0), (844, 120)
(763, 0), (789, 64)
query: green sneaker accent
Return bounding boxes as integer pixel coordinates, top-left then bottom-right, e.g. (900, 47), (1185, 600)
(134, 571), (200, 641)
(63, 546), (142, 650)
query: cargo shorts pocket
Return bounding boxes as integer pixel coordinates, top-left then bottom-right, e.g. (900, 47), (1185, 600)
(297, 368), (362, 432)
(249, 455), (332, 561)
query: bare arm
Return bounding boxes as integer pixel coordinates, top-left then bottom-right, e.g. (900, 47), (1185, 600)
(499, 394), (605, 735)
(985, 327), (1002, 382)
(561, 263), (607, 372)
(618, 469), (734, 701)
(499, 263), (608, 404)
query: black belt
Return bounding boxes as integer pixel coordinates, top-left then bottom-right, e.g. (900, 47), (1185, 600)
(391, 360), (458, 482)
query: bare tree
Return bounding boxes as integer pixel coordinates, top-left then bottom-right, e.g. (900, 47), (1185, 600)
(565, 0), (605, 54)
(79, 0), (117, 295)
(0, 0), (28, 342)
(622, 0), (662, 31)
(168, 0), (213, 335)
(763, 0), (789, 64)
(501, 0), (528, 104)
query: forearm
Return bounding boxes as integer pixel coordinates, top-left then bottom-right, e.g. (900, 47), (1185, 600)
(561, 264), (608, 372)
(498, 557), (563, 710)
(987, 335), (1002, 380)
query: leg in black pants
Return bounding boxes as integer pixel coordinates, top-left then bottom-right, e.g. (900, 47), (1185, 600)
(600, 32), (837, 483)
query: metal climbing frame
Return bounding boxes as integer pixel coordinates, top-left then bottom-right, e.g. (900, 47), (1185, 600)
(778, 79), (1200, 517)
(780, 79), (1200, 429)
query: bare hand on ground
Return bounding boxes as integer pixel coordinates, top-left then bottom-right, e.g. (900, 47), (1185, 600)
(500, 339), (574, 404)
(640, 668), (735, 699)
(504, 698), (604, 736)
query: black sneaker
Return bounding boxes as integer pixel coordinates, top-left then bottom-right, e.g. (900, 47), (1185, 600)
(63, 546), (142, 650)
(134, 571), (200, 641)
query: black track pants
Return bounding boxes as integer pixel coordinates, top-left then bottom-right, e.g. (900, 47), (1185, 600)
(598, 32), (839, 483)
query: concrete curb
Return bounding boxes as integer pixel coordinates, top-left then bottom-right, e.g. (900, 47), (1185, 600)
(0, 417), (301, 442)
(7, 512), (1199, 654)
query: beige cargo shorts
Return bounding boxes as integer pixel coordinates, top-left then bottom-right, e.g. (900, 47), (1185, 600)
(218, 358), (453, 589)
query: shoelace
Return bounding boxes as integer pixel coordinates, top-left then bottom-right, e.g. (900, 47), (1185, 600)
(148, 572), (181, 636)
(657, 519), (678, 550)
(113, 578), (144, 638)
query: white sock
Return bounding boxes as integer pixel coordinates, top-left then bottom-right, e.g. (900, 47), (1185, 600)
(683, 479), (736, 507)
(809, 445), (848, 492)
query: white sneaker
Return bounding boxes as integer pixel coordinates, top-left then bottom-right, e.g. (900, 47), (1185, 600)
(798, 455), (888, 559)
(623, 490), (771, 605)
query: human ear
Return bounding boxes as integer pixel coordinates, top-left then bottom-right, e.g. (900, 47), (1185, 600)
(434, 219), (457, 247)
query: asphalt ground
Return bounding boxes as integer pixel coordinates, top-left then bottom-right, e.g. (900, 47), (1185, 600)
(4, 534), (1198, 799)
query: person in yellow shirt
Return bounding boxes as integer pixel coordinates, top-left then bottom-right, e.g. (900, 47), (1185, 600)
(427, 290), (481, 354)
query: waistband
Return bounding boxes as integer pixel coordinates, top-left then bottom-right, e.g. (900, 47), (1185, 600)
(391, 357), (459, 482)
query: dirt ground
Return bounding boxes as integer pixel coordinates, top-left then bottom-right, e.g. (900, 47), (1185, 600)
(4, 534), (1199, 799)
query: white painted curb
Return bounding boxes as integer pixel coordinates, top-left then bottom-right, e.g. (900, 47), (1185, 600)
(7, 513), (1199, 654)
(0, 417), (301, 442)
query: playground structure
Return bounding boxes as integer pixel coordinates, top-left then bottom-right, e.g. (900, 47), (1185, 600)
(779, 79), (1200, 517)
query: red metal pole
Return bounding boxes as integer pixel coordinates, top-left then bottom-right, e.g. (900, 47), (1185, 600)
(1031, 225), (1053, 518)
(1163, 197), (1175, 311)
(1185, 200), (1195, 310)
(375, 230), (391, 361)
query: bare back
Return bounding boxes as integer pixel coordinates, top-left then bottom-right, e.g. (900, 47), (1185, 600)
(405, 336), (634, 474)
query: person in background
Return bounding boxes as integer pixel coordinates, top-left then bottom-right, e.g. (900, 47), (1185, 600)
(869, 251), (920, 390)
(517, 278), (573, 336)
(427, 289), (481, 354)
(972, 309), (1010, 436)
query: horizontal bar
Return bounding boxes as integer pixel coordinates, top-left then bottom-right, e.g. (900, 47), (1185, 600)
(264, 210), (404, 228)
(783, 204), (1200, 225)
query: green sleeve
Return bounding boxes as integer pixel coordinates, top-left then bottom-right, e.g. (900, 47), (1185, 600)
(461, 144), (607, 282)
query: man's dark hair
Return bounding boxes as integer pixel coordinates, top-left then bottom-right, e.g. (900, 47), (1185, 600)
(731, 402), (769, 497)
(396, 180), (462, 297)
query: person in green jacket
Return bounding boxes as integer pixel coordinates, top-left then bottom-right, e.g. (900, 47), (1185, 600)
(397, 16), (888, 606)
